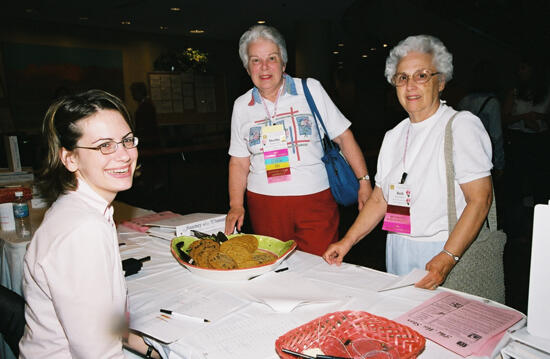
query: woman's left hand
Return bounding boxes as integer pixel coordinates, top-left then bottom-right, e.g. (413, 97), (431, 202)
(415, 252), (456, 290)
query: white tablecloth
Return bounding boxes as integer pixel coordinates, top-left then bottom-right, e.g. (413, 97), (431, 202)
(119, 227), (523, 359)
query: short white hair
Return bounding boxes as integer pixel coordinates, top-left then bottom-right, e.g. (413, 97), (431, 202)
(384, 35), (453, 84)
(238, 25), (288, 69)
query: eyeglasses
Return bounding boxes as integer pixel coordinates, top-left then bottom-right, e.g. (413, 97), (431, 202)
(75, 137), (139, 155)
(391, 69), (441, 87)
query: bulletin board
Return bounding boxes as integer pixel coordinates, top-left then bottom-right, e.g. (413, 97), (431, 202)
(148, 71), (227, 125)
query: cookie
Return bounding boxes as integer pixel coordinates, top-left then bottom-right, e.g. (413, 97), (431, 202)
(252, 250), (278, 265)
(194, 248), (218, 268)
(220, 244), (252, 264)
(208, 252), (238, 270)
(189, 239), (219, 259)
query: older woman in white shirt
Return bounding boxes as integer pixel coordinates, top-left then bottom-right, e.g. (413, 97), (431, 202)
(323, 35), (493, 291)
(19, 90), (159, 358)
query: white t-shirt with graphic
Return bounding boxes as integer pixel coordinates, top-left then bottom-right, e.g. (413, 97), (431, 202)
(229, 76), (351, 196)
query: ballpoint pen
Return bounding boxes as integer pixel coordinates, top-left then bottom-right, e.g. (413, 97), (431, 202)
(248, 266), (289, 280)
(159, 309), (210, 323)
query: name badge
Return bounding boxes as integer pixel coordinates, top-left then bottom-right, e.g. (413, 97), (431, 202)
(262, 125), (291, 183)
(382, 183), (411, 234)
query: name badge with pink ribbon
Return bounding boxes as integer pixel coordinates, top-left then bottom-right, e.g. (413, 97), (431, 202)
(382, 183), (411, 234)
(262, 124), (291, 183)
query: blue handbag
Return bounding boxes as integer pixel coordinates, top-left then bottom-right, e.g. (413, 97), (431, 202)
(302, 78), (359, 206)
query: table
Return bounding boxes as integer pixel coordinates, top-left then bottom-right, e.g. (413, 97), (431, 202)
(119, 227), (525, 359)
(0, 208), (47, 295)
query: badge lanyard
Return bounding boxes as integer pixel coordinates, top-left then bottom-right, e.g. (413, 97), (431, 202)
(261, 78), (285, 126)
(401, 124), (411, 184)
(382, 124), (412, 234)
(260, 79), (291, 183)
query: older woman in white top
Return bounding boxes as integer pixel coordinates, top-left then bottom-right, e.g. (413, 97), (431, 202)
(19, 90), (159, 358)
(323, 35), (493, 290)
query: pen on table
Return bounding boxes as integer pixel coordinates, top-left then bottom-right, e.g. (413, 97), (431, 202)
(248, 266), (289, 280)
(118, 242), (126, 246)
(159, 309), (210, 323)
(138, 256), (151, 263)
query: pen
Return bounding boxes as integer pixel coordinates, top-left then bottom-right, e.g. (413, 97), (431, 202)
(159, 309), (210, 323)
(138, 256), (151, 263)
(248, 266), (289, 280)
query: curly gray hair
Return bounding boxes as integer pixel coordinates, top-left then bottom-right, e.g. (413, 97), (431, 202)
(238, 25), (288, 69)
(384, 35), (453, 84)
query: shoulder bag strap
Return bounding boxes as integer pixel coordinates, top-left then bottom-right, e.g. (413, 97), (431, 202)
(301, 78), (334, 153)
(444, 111), (497, 232)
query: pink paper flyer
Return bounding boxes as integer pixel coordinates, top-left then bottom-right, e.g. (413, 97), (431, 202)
(395, 292), (523, 357)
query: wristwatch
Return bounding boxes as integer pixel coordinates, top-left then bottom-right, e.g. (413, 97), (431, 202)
(357, 175), (370, 182)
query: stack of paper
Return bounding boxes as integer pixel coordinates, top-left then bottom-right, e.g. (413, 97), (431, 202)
(121, 212), (227, 240)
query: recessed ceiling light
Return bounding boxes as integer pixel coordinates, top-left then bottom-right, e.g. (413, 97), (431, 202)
(370, 47), (376, 51)
(257, 20), (266, 24)
(332, 51), (339, 55)
(160, 26), (168, 30)
(337, 61), (344, 65)
(383, 43), (388, 48)
(337, 43), (344, 47)
(121, 20), (131, 25)
(170, 7), (181, 11)
(190, 29), (205, 34)
(362, 54), (368, 58)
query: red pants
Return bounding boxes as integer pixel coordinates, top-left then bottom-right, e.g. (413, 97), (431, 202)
(246, 189), (339, 256)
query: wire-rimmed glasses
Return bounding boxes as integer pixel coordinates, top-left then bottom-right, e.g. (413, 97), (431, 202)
(75, 136), (139, 155)
(391, 69), (440, 87)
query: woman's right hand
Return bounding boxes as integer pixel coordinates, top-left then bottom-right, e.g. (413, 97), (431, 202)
(225, 206), (245, 235)
(322, 239), (353, 266)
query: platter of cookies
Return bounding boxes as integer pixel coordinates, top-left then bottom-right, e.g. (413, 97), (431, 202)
(170, 233), (296, 281)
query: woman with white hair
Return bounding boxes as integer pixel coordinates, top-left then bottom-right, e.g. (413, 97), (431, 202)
(225, 25), (372, 256)
(323, 35), (494, 291)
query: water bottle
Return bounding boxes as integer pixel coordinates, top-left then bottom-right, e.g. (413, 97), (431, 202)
(13, 191), (31, 237)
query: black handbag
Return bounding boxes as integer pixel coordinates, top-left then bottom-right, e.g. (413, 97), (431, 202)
(302, 78), (359, 206)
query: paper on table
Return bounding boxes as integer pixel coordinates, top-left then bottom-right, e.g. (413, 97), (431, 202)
(130, 311), (208, 343)
(378, 268), (428, 292)
(243, 271), (342, 312)
(130, 288), (249, 343)
(395, 292), (523, 357)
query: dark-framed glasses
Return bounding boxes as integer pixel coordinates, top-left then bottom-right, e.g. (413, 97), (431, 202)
(391, 69), (441, 87)
(75, 136), (139, 155)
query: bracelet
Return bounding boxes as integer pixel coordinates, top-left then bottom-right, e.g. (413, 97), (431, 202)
(357, 174), (370, 181)
(441, 249), (460, 262)
(145, 345), (154, 359)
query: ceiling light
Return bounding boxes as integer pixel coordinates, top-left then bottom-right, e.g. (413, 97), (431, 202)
(370, 47), (376, 51)
(362, 54), (368, 58)
(160, 26), (168, 30)
(257, 20), (266, 24)
(332, 51), (339, 55)
(170, 7), (181, 11)
(121, 20), (131, 25)
(190, 29), (205, 34)
(337, 43), (344, 47)
(383, 43), (388, 48)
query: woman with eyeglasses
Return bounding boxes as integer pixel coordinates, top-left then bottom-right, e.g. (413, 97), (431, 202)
(19, 90), (159, 358)
(323, 35), (494, 293)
